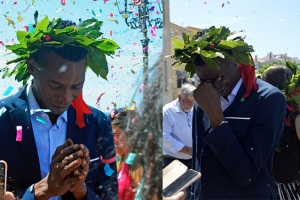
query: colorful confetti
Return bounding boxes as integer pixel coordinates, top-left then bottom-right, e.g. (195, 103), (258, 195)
(125, 153), (136, 165)
(16, 126), (22, 142)
(5, 15), (16, 28)
(61, 0), (66, 5)
(110, 30), (112, 36)
(104, 163), (114, 176)
(32, 109), (51, 112)
(150, 6), (155, 12)
(139, 84), (145, 93)
(150, 25), (157, 37)
(2, 86), (13, 96)
(36, 116), (47, 124)
(103, 0), (109, 3)
(17, 15), (22, 22)
(96, 93), (105, 109)
(125, 100), (137, 111)
(222, 3), (225, 7)
(0, 107), (7, 116)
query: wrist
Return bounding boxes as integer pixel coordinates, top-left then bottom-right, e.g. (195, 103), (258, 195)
(33, 180), (52, 200)
(72, 183), (87, 200)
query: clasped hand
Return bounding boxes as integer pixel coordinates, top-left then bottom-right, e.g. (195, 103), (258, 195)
(35, 138), (90, 199)
(194, 80), (225, 129)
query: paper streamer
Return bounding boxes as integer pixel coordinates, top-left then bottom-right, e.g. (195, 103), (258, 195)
(101, 155), (116, 164)
(16, 126), (22, 142)
(125, 153), (136, 165)
(36, 116), (47, 124)
(2, 86), (14, 96)
(32, 109), (51, 113)
(0, 107), (7, 116)
(104, 163), (114, 176)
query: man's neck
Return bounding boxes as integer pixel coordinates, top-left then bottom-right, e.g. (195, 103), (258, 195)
(32, 85), (59, 124)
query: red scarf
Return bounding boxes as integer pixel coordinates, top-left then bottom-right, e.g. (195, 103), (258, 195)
(238, 55), (258, 99)
(72, 92), (92, 128)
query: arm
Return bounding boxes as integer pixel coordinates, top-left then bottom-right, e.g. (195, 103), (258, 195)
(204, 91), (286, 187)
(163, 109), (191, 155)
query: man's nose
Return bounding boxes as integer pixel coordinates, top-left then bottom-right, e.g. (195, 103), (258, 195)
(58, 88), (72, 104)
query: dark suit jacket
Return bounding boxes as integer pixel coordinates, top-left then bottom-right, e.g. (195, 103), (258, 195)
(191, 79), (286, 199)
(0, 85), (118, 199)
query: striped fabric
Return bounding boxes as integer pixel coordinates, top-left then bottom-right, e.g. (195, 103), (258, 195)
(277, 181), (300, 200)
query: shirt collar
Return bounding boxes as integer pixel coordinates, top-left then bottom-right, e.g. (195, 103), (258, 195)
(26, 81), (68, 122)
(221, 78), (242, 101)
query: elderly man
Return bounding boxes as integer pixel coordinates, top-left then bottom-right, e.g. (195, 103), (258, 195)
(163, 83), (196, 169)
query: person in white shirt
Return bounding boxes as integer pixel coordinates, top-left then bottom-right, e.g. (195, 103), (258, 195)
(163, 83), (196, 169)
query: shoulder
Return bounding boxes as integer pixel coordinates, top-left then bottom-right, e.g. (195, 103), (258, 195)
(256, 79), (285, 100)
(88, 106), (110, 122)
(0, 90), (24, 110)
(163, 99), (178, 113)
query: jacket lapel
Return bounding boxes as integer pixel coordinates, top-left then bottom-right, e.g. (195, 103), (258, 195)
(9, 87), (41, 180)
(66, 106), (86, 144)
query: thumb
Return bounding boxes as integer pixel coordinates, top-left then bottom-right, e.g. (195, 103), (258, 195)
(213, 77), (221, 92)
(5, 191), (15, 200)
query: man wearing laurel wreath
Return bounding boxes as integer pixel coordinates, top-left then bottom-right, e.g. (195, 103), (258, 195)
(172, 27), (286, 199)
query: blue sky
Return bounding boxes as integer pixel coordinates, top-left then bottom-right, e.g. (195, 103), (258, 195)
(0, 0), (162, 111)
(170, 0), (300, 59)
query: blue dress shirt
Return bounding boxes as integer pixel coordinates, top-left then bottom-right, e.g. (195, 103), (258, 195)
(26, 83), (67, 200)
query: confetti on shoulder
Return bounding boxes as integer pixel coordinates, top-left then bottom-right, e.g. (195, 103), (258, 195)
(0, 107), (7, 116)
(32, 109), (51, 112)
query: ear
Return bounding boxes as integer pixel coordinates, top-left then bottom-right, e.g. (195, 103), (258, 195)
(178, 94), (181, 101)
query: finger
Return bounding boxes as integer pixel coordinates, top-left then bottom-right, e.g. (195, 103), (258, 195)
(80, 144), (90, 164)
(175, 191), (187, 199)
(60, 158), (83, 178)
(55, 144), (82, 162)
(51, 139), (74, 161)
(5, 192), (15, 200)
(57, 149), (86, 169)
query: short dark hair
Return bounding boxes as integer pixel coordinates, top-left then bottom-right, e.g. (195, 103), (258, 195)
(30, 45), (88, 65)
(261, 65), (292, 90)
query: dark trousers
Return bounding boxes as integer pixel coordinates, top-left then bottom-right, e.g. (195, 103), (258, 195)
(163, 156), (192, 169)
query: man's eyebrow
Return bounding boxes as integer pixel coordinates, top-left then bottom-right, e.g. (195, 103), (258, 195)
(47, 80), (85, 86)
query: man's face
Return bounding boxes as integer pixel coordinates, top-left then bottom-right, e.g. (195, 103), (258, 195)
(194, 59), (241, 97)
(178, 95), (194, 113)
(29, 51), (86, 114)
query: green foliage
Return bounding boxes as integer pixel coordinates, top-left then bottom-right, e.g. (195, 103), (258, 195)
(171, 26), (254, 77)
(4, 11), (120, 84)
(258, 60), (300, 103)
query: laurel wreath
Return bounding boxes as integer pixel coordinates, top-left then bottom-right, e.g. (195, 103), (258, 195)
(171, 26), (254, 77)
(2, 11), (120, 84)
(257, 60), (300, 103)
